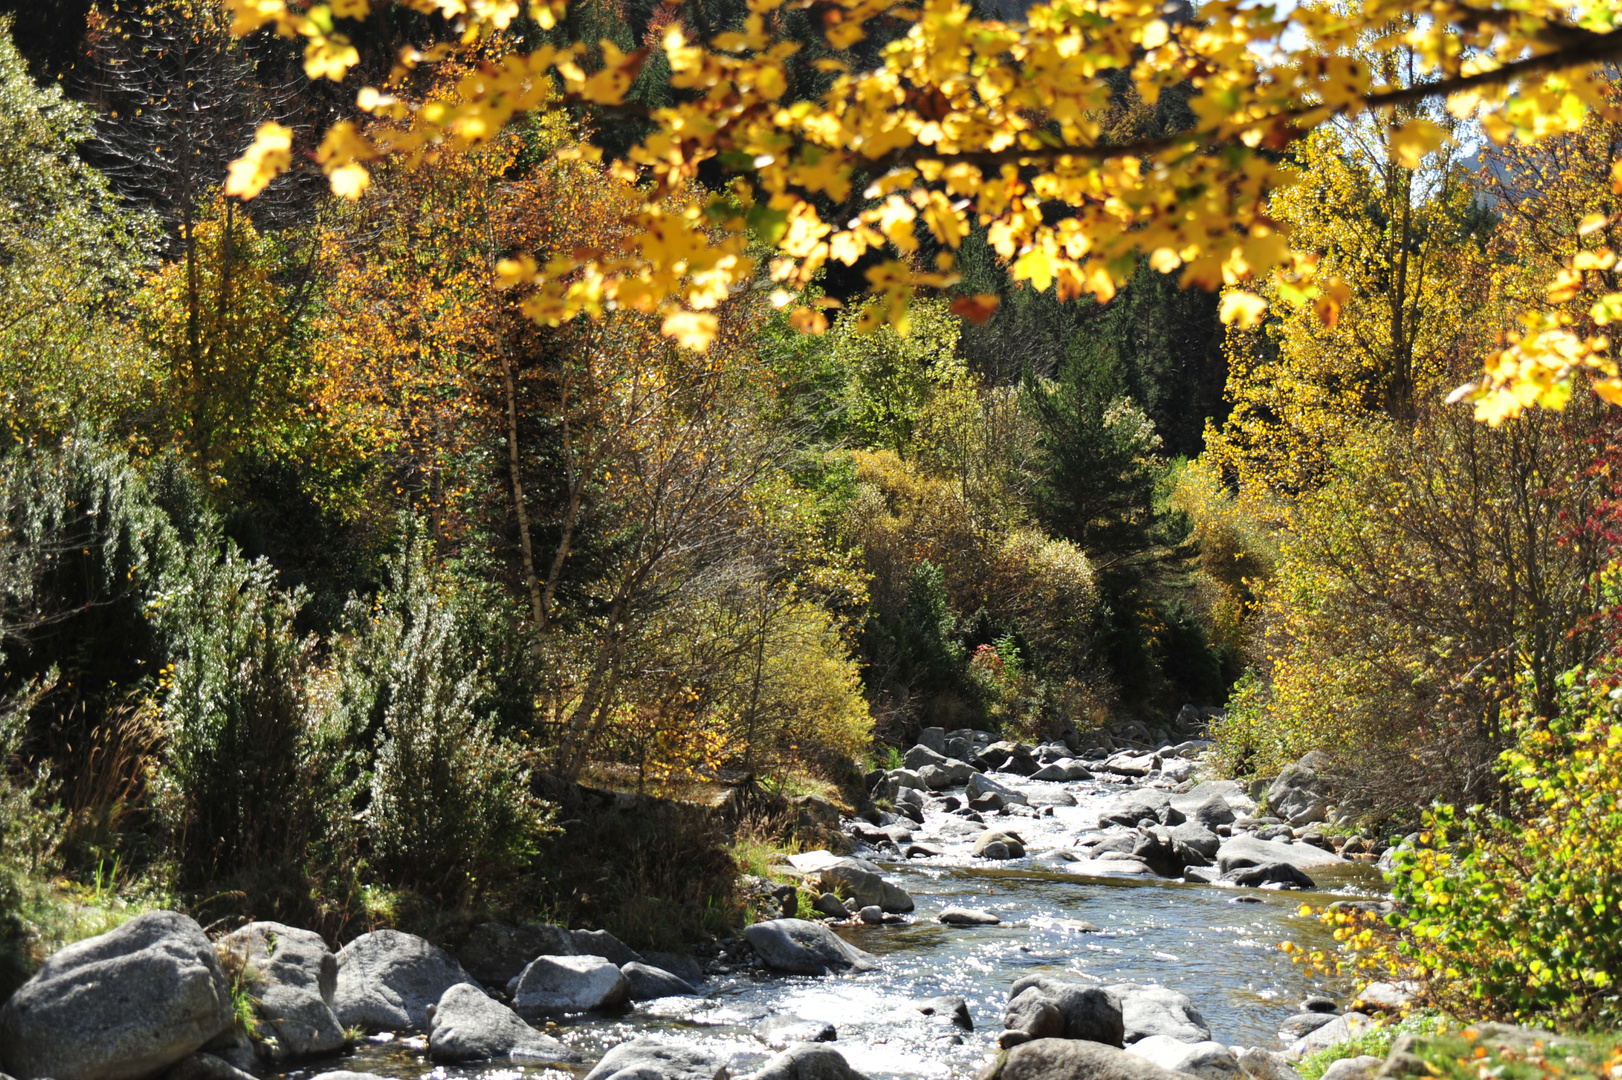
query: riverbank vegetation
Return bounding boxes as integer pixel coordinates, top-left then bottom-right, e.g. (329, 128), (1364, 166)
(1, 0), (1621, 1037)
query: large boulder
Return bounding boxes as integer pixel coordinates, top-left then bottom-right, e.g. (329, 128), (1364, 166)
(644, 951), (706, 986)
(0, 911), (234, 1080)
(1220, 862), (1316, 890)
(903, 746), (974, 785)
(334, 930), (475, 1032)
(1132, 826), (1210, 878)
(752, 1044), (871, 1080)
(621, 962), (698, 1000)
(916, 727), (948, 753)
(818, 858), (914, 913)
(511, 955), (632, 1015)
(972, 830), (1027, 859)
(455, 922), (575, 987)
(1169, 822), (1222, 860)
(1004, 977), (1124, 1047)
(968, 773), (1029, 806)
(1216, 835), (1346, 874)
(1266, 758), (1333, 826)
(571, 929), (643, 967)
(219, 921), (344, 1059)
(425, 983), (580, 1063)
(916, 996), (974, 1030)
(1126, 1037), (1239, 1080)
(1030, 759), (1092, 782)
(986, 1038), (1194, 1080)
(584, 1039), (727, 1080)
(1106, 984), (1210, 1044)
(1286, 1013), (1374, 1060)
(743, 919), (878, 975)
(1100, 793), (1174, 828)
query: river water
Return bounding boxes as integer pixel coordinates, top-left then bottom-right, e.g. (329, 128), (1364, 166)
(280, 768), (1383, 1080)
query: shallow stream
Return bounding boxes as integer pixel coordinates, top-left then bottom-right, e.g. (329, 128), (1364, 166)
(277, 770), (1384, 1080)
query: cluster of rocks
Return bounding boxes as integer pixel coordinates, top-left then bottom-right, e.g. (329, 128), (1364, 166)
(0, 910), (716, 1080)
(848, 725), (1393, 893)
(983, 974), (1396, 1080)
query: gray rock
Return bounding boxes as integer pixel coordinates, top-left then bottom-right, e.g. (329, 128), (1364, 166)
(987, 1038), (1193, 1080)
(1236, 1047), (1303, 1080)
(813, 893), (850, 919)
(1100, 793), (1171, 827)
(818, 859), (914, 913)
(973, 830), (1027, 859)
(1287, 1013), (1375, 1059)
(159, 1053), (257, 1080)
(888, 768), (925, 791)
(754, 1015), (837, 1048)
(1186, 795), (1238, 830)
(455, 922), (575, 987)
(1351, 982), (1414, 1013)
(904, 744), (949, 771)
(1217, 835), (1346, 873)
(1278, 1013), (1337, 1038)
(643, 951), (705, 986)
(621, 962), (698, 1000)
(938, 907), (1000, 925)
(968, 773), (1029, 806)
(512, 955), (631, 1015)
(1106, 983), (1210, 1044)
(857, 906), (885, 925)
(1133, 826), (1209, 878)
(334, 930), (475, 1032)
(571, 929), (644, 967)
(219, 921), (343, 1060)
(916, 996), (973, 1030)
(1319, 1057), (1382, 1080)
(1005, 976), (1124, 1046)
(751, 1044), (869, 1080)
(1030, 759), (1092, 782)
(1126, 1037), (1240, 1080)
(1220, 862), (1316, 889)
(0, 910), (234, 1080)
(1024, 787), (1078, 807)
(584, 1039), (727, 1080)
(1169, 821), (1222, 859)
(743, 919), (878, 975)
(917, 727), (948, 753)
(1267, 761), (1332, 825)
(425, 983), (579, 1063)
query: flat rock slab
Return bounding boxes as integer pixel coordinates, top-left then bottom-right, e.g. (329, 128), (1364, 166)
(1126, 1037), (1239, 1080)
(938, 907), (1000, 926)
(752, 1043), (871, 1080)
(585, 1039), (727, 1080)
(987, 1037), (1195, 1080)
(1217, 835), (1346, 874)
(1107, 983), (1210, 1044)
(512, 955), (631, 1016)
(744, 919), (878, 975)
(0, 910), (234, 1080)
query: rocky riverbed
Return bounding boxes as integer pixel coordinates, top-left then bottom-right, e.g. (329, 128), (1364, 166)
(0, 728), (1407, 1080)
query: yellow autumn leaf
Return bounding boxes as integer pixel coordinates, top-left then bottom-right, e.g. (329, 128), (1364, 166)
(661, 310), (719, 351)
(305, 34), (360, 81)
(1012, 248), (1056, 292)
(1388, 119), (1448, 169)
(224, 122), (293, 200)
(331, 0), (370, 16)
(1219, 290), (1268, 327)
(329, 162), (371, 200)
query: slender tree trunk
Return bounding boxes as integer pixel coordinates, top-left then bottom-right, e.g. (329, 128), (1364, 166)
(499, 332), (546, 629)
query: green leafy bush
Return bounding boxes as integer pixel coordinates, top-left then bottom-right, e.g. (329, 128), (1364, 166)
(152, 534), (314, 880)
(330, 532), (548, 900)
(1328, 654), (1622, 1030)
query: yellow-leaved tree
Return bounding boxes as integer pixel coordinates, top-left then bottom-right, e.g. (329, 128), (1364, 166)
(211, 0), (1622, 426)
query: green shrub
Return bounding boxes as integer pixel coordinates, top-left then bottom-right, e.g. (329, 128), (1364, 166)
(330, 531), (548, 901)
(152, 533), (313, 880)
(1326, 655), (1622, 1030)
